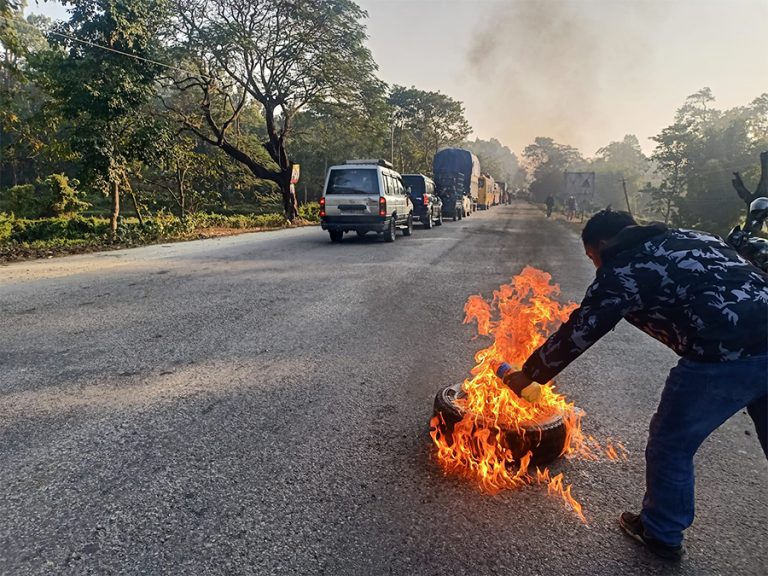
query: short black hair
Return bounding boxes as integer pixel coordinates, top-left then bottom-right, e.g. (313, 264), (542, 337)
(581, 209), (637, 247)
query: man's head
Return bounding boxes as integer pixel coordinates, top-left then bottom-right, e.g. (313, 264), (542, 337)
(581, 209), (637, 268)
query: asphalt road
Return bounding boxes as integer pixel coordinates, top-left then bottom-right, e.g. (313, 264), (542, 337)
(1, 203), (766, 576)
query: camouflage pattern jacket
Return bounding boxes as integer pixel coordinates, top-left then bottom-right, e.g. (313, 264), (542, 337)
(523, 223), (768, 383)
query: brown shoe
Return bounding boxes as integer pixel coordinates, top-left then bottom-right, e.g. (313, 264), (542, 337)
(619, 512), (684, 561)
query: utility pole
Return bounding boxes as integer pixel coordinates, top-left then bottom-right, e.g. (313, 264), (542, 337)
(390, 121), (395, 167)
(620, 177), (633, 216)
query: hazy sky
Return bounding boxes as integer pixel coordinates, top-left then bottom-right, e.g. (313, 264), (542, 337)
(30, 0), (768, 157)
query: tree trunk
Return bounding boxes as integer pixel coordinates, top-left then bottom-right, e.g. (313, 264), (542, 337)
(175, 163), (187, 223)
(110, 178), (120, 236)
(128, 190), (144, 227)
(280, 168), (298, 221)
(123, 172), (144, 227)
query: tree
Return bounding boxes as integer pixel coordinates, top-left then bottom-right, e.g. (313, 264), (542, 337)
(464, 137), (522, 187)
(522, 137), (583, 203)
(647, 111), (693, 223)
(679, 91), (766, 232)
(41, 0), (166, 234)
(0, 4), (66, 188)
(289, 79), (390, 202)
(592, 134), (649, 215)
(0, 1), (22, 53)
(164, 0), (379, 221)
(645, 90), (768, 232)
(389, 85), (471, 174)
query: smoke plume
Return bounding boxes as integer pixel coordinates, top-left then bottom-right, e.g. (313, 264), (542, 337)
(467, 0), (660, 154)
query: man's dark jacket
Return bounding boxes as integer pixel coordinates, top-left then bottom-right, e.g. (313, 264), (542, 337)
(522, 223), (768, 383)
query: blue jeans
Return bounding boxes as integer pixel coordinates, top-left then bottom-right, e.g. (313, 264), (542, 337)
(641, 355), (768, 547)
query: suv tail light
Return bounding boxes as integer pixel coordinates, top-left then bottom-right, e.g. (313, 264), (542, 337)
(423, 195), (429, 206)
(319, 197), (326, 218)
(379, 196), (387, 217)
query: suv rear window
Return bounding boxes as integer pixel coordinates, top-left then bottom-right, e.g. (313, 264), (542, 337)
(326, 168), (380, 195)
(403, 176), (425, 197)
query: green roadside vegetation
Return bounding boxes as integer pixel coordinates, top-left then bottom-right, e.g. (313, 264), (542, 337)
(0, 192), (320, 262)
(0, 174), (319, 262)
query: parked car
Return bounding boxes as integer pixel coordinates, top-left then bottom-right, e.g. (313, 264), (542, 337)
(320, 159), (414, 243)
(402, 174), (443, 229)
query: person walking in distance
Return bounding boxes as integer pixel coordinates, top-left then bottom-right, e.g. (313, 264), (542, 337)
(498, 209), (768, 560)
(545, 194), (555, 218)
(566, 195), (577, 221)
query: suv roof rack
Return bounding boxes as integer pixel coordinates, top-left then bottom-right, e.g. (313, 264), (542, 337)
(345, 159), (394, 169)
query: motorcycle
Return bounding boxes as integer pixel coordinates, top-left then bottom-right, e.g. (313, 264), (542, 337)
(726, 196), (768, 273)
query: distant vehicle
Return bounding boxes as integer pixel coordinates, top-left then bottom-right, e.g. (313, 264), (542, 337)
(497, 181), (510, 205)
(402, 174), (443, 229)
(433, 148), (480, 220)
(478, 174), (495, 210)
(320, 159), (414, 243)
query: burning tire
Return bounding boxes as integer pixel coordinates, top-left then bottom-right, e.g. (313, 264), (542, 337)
(432, 382), (569, 467)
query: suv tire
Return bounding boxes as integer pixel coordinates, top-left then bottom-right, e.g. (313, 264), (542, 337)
(329, 230), (343, 243)
(403, 214), (413, 236)
(383, 218), (396, 243)
(424, 209), (433, 229)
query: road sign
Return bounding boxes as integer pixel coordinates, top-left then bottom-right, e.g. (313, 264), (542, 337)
(564, 171), (595, 197)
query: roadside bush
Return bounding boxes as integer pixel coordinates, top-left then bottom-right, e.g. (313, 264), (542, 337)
(299, 202), (320, 222)
(0, 184), (39, 218)
(0, 213), (13, 243)
(115, 210), (185, 243)
(186, 212), (287, 229)
(252, 213), (287, 228)
(39, 174), (90, 217)
(0, 175), (89, 219)
(1, 208), (305, 261)
(9, 215), (110, 242)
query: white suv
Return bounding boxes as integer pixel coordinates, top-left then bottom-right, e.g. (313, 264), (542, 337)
(320, 159), (414, 243)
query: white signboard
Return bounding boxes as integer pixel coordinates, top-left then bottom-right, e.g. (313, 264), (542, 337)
(564, 171), (595, 197)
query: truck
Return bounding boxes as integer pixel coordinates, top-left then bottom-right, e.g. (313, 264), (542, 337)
(478, 173), (495, 209)
(432, 148), (480, 220)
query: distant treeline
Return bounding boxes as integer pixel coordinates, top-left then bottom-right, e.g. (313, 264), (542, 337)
(1, 1), (765, 237)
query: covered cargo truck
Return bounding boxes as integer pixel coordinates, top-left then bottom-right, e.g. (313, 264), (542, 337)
(432, 148), (480, 220)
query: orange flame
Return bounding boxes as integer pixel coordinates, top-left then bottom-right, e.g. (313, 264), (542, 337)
(430, 266), (625, 522)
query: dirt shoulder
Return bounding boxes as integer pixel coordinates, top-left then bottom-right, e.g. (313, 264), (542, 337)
(0, 222), (319, 265)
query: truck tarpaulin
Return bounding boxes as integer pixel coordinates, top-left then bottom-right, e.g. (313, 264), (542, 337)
(433, 148), (480, 200)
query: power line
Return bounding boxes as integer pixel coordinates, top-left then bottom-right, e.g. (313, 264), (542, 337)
(0, 13), (210, 80)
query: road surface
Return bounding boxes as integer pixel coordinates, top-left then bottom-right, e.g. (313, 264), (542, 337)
(1, 203), (766, 575)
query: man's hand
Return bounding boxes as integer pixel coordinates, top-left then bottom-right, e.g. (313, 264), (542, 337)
(502, 370), (532, 392)
(502, 370), (542, 404)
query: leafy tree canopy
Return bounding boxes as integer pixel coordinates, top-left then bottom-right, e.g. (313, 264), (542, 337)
(165, 0), (380, 219)
(389, 85), (471, 174)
